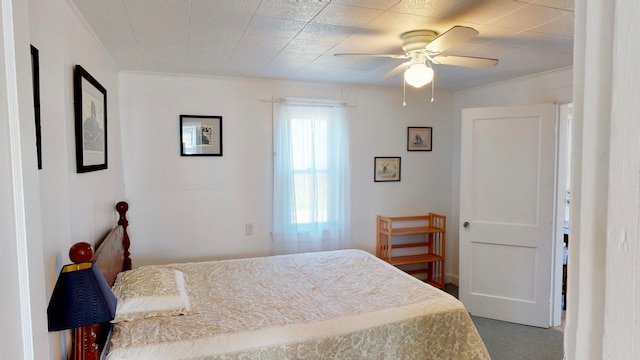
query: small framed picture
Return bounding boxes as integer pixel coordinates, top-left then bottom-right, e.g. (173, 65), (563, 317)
(374, 157), (401, 182)
(74, 65), (107, 173)
(180, 115), (223, 156)
(407, 126), (432, 151)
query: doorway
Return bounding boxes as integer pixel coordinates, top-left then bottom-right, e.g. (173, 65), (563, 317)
(553, 102), (573, 328)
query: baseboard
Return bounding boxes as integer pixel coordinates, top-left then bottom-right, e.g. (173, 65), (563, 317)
(445, 273), (459, 286)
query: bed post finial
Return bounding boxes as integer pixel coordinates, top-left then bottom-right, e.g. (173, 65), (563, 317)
(116, 201), (131, 271)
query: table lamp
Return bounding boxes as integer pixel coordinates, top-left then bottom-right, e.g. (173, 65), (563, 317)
(47, 242), (117, 360)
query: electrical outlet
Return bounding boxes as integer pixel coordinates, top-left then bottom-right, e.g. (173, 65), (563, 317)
(245, 223), (253, 235)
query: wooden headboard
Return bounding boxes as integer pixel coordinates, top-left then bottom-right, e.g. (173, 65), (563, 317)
(67, 201), (131, 360)
(93, 201), (132, 285)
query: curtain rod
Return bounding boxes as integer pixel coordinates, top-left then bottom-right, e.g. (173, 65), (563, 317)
(261, 97), (358, 108)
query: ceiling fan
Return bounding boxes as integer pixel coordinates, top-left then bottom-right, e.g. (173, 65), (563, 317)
(334, 26), (498, 89)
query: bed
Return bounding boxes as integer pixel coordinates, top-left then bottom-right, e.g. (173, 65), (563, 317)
(85, 201), (489, 359)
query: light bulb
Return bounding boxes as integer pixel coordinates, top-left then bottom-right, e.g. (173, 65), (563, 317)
(404, 63), (434, 88)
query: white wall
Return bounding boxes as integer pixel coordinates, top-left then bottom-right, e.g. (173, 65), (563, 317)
(28, 0), (125, 358)
(1, 0), (47, 358)
(119, 72), (456, 269)
(447, 68), (573, 283)
(566, 0), (640, 358)
(602, 0), (640, 356)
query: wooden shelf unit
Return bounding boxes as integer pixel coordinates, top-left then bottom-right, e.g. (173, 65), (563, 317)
(376, 214), (446, 288)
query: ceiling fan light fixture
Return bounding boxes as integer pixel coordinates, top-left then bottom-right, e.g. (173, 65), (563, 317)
(404, 63), (434, 88)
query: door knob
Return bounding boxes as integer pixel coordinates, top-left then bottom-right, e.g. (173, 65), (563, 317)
(463, 221), (470, 228)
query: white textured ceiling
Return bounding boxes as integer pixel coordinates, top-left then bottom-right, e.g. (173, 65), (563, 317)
(69, 0), (574, 92)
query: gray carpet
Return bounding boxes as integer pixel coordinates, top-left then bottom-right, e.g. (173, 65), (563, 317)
(445, 284), (564, 360)
(471, 315), (564, 360)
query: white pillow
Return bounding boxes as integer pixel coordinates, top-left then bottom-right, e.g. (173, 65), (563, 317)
(111, 266), (191, 323)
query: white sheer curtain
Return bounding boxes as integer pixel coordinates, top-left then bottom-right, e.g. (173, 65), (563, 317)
(272, 98), (351, 254)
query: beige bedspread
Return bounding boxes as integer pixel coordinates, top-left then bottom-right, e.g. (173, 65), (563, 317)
(106, 249), (489, 359)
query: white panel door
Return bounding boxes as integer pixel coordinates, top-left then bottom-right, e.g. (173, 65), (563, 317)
(459, 104), (556, 328)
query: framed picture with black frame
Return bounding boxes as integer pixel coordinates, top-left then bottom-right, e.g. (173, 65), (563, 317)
(74, 65), (107, 173)
(31, 45), (42, 169)
(407, 126), (432, 151)
(374, 157), (401, 182)
(180, 115), (223, 156)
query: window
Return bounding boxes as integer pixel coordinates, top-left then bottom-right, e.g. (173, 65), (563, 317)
(272, 99), (351, 254)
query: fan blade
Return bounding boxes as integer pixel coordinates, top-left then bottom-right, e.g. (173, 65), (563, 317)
(425, 26), (479, 54)
(431, 55), (498, 69)
(382, 61), (411, 80)
(333, 53), (408, 59)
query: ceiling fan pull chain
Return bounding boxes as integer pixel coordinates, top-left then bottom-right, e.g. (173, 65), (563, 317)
(403, 80), (407, 106)
(431, 77), (435, 103)
(427, 60), (435, 103)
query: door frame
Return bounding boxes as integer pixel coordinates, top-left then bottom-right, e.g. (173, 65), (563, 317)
(551, 102), (572, 327)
